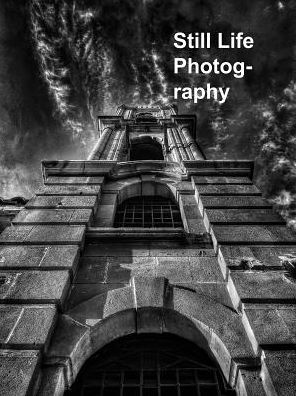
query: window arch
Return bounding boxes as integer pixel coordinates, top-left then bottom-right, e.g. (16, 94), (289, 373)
(65, 334), (236, 396)
(114, 195), (182, 228)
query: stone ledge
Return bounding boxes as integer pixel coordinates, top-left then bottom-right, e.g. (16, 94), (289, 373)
(0, 270), (70, 307)
(26, 196), (98, 210)
(0, 245), (79, 272)
(193, 176), (252, 184)
(196, 184), (260, 195)
(13, 209), (93, 226)
(230, 271), (296, 302)
(44, 176), (104, 185)
(243, 304), (296, 346)
(36, 185), (101, 196)
(211, 225), (296, 245)
(0, 225), (86, 246)
(0, 304), (57, 350)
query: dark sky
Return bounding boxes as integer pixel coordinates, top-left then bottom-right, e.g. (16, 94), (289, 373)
(1, 0), (296, 225)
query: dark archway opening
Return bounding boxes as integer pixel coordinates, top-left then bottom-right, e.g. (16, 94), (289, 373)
(130, 136), (164, 161)
(65, 334), (236, 396)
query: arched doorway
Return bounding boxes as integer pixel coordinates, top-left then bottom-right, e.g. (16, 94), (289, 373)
(66, 334), (235, 396)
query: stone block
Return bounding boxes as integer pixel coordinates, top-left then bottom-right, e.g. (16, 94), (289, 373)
(155, 257), (224, 284)
(45, 176), (104, 185)
(193, 176), (252, 184)
(108, 257), (156, 283)
(0, 245), (79, 270)
(38, 366), (65, 396)
(99, 194), (117, 205)
(231, 271), (296, 301)
(46, 314), (91, 381)
(103, 286), (134, 318)
(156, 257), (193, 283)
(0, 350), (40, 396)
(13, 209), (93, 225)
(201, 196), (271, 208)
(219, 245), (296, 269)
(244, 304), (296, 344)
(0, 270), (70, 305)
(0, 225), (85, 245)
(197, 184), (260, 195)
(172, 288), (255, 364)
(137, 307), (163, 334)
(83, 242), (150, 257)
(94, 205), (116, 227)
(36, 185), (101, 196)
(0, 306), (21, 341)
(263, 350), (296, 396)
(206, 209), (284, 224)
(236, 368), (266, 396)
(66, 283), (123, 309)
(26, 195), (97, 209)
(133, 277), (167, 308)
(212, 225), (296, 244)
(0, 305), (56, 348)
(0, 226), (34, 244)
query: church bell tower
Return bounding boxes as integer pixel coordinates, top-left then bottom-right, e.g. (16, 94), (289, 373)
(0, 105), (295, 396)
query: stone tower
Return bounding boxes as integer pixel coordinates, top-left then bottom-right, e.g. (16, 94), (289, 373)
(0, 104), (295, 396)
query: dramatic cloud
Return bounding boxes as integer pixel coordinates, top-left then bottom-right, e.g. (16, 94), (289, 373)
(0, 0), (296, 225)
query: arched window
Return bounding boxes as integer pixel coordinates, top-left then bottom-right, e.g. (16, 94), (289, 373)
(66, 334), (236, 396)
(130, 136), (164, 161)
(114, 196), (182, 228)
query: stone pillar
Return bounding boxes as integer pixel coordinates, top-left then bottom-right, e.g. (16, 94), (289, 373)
(179, 126), (205, 160)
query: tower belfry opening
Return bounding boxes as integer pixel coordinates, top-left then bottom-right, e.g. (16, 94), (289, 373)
(0, 103), (295, 396)
(130, 136), (164, 161)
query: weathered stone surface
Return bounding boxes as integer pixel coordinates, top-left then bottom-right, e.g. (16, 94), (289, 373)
(0, 306), (21, 341)
(206, 208), (284, 224)
(193, 176), (252, 184)
(0, 225), (34, 244)
(26, 195), (97, 209)
(156, 257), (224, 283)
(45, 176), (104, 185)
(38, 366), (65, 396)
(0, 245), (79, 270)
(0, 270), (70, 304)
(94, 204), (116, 227)
(212, 225), (296, 244)
(197, 184), (260, 195)
(74, 256), (224, 286)
(236, 368), (266, 396)
(66, 283), (123, 309)
(36, 185), (101, 196)
(244, 304), (296, 344)
(0, 305), (56, 348)
(13, 209), (93, 225)
(201, 196), (271, 208)
(103, 286), (134, 317)
(172, 288), (255, 377)
(231, 271), (296, 301)
(45, 314), (91, 381)
(263, 350), (296, 396)
(0, 350), (40, 396)
(218, 245), (296, 268)
(133, 277), (167, 308)
(83, 241), (215, 257)
(0, 225), (85, 245)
